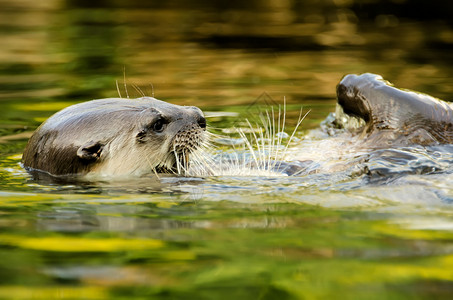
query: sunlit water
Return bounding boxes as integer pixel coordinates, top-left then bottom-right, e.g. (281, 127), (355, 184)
(1, 1), (453, 299)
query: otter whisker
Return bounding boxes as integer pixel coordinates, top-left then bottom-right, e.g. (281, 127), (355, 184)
(116, 80), (123, 99)
(150, 83), (155, 98)
(205, 130), (233, 145)
(266, 108), (275, 171)
(240, 120), (261, 170)
(145, 155), (160, 179)
(183, 151), (189, 176)
(276, 107), (309, 173)
(172, 147), (181, 175)
(273, 101), (286, 171)
(205, 100), (309, 176)
(190, 150), (216, 176)
(273, 101), (290, 171)
(123, 66), (130, 99)
(160, 151), (178, 175)
(132, 83), (146, 98)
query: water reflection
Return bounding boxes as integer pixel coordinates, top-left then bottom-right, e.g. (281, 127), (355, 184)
(1, 0), (452, 103)
(36, 204), (203, 233)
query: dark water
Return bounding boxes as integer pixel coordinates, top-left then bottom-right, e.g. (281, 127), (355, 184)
(1, 1), (453, 299)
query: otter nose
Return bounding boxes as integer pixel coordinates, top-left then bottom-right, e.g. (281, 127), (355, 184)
(186, 106), (206, 129)
(198, 116), (206, 129)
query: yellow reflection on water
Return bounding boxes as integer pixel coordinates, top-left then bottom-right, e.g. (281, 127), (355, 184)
(0, 286), (107, 300)
(0, 235), (164, 252)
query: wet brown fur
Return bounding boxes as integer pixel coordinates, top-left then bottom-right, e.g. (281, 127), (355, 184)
(336, 73), (453, 146)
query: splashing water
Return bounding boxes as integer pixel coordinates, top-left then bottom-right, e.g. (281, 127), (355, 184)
(186, 104), (453, 191)
(188, 104), (310, 177)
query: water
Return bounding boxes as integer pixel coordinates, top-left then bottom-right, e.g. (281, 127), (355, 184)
(1, 1), (453, 299)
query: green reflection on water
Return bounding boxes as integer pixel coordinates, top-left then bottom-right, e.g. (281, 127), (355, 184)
(1, 194), (453, 299)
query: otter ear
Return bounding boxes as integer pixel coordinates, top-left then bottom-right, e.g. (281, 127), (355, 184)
(77, 141), (104, 161)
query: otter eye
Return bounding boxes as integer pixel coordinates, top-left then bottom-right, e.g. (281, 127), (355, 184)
(153, 119), (166, 132)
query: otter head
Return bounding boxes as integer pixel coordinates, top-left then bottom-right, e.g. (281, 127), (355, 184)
(126, 100), (207, 175)
(22, 97), (207, 177)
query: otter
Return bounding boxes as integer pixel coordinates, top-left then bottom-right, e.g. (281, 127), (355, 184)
(22, 97), (207, 177)
(22, 74), (452, 179)
(336, 73), (453, 146)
